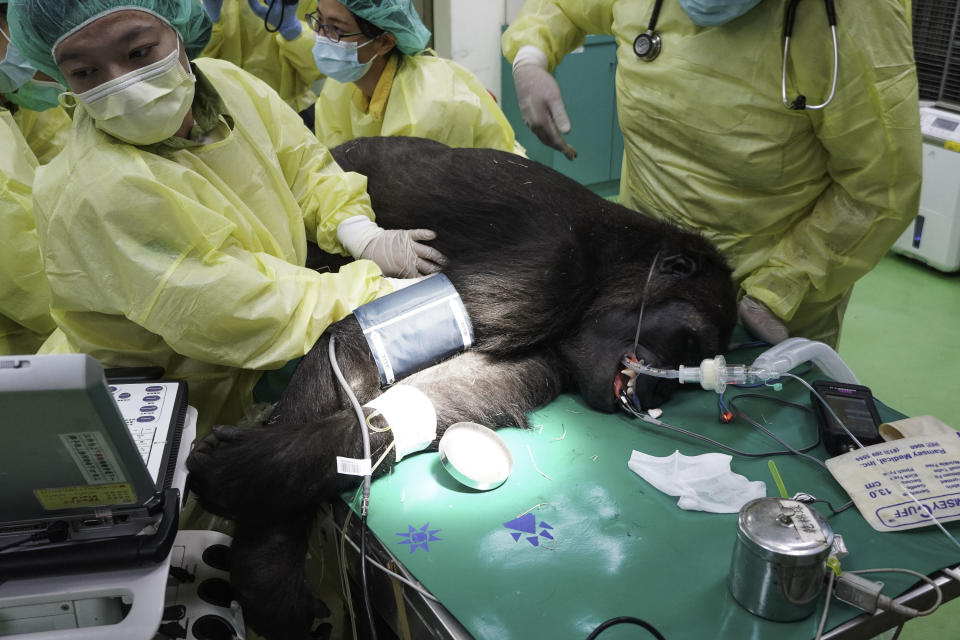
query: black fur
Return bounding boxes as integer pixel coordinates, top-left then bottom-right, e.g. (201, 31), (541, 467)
(186, 137), (737, 638)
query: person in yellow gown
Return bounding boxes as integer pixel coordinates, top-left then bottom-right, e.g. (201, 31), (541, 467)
(200, 0), (323, 113)
(8, 0), (444, 432)
(312, 0), (520, 153)
(0, 0), (70, 354)
(503, 0), (921, 347)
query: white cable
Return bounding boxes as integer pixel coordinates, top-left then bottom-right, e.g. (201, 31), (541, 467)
(783, 373), (960, 551)
(328, 336), (378, 639)
(815, 566), (943, 640)
(782, 373), (865, 448)
(814, 570), (837, 640)
(328, 336), (372, 509)
(328, 516), (441, 603)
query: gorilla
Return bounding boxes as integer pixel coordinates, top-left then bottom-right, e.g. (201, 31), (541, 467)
(186, 137), (738, 638)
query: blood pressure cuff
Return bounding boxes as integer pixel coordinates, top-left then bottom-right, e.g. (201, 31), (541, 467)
(353, 274), (473, 387)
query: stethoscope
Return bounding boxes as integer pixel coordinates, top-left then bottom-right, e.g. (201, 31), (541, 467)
(632, 0), (664, 62)
(632, 0), (838, 110)
(782, 0), (838, 110)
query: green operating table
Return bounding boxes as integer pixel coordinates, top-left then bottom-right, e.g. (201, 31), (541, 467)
(340, 350), (960, 640)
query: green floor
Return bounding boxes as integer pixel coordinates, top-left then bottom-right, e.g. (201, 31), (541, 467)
(837, 252), (960, 639)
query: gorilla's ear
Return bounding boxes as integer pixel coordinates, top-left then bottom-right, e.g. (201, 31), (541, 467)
(658, 253), (699, 277)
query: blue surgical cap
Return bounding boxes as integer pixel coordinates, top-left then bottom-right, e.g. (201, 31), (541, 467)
(345, 0), (431, 55)
(8, 0), (212, 85)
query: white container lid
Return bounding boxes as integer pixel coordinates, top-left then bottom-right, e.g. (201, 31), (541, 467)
(438, 422), (513, 490)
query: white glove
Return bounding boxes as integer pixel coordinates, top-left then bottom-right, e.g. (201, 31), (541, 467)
(337, 216), (446, 278)
(512, 46), (578, 160)
(739, 295), (789, 345)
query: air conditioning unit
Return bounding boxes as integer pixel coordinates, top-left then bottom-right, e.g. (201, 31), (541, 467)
(891, 2), (960, 271)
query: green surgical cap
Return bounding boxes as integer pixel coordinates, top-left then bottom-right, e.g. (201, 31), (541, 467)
(345, 0), (430, 55)
(8, 0), (211, 85)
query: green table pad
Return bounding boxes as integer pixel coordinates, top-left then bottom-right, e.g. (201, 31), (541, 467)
(357, 367), (959, 640)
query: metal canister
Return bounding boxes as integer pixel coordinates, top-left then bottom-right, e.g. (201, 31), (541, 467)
(728, 498), (834, 621)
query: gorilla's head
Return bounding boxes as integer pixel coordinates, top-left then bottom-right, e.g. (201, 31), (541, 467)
(562, 236), (738, 414)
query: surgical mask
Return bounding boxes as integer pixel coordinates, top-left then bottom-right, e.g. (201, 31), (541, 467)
(0, 29), (36, 93)
(6, 79), (64, 112)
(678, 0), (764, 26)
(73, 41), (195, 145)
(312, 33), (377, 84)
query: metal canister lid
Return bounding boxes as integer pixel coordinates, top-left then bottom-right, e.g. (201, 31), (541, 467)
(736, 498), (834, 566)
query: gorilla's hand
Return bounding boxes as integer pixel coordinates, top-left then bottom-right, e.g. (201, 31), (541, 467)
(186, 422), (332, 522)
(186, 409), (395, 522)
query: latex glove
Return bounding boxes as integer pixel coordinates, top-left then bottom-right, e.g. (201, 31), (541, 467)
(201, 0), (223, 22)
(246, 0), (303, 40)
(512, 46), (578, 161)
(739, 295), (789, 345)
(338, 216), (446, 278)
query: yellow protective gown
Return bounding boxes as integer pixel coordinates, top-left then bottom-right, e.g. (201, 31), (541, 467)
(200, 0), (323, 112)
(503, 0), (921, 346)
(34, 58), (388, 432)
(314, 51), (519, 153)
(12, 105), (72, 164)
(0, 104), (71, 355)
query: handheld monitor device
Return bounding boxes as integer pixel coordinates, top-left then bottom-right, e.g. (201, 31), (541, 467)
(810, 380), (883, 456)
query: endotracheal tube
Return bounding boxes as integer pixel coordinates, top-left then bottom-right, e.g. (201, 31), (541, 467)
(622, 354), (769, 395)
(622, 337), (863, 394)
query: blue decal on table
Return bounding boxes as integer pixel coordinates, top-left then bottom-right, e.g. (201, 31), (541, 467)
(503, 513), (554, 546)
(396, 523), (442, 554)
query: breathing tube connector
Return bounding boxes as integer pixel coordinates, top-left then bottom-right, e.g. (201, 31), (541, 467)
(622, 355), (770, 395)
(623, 338), (859, 395)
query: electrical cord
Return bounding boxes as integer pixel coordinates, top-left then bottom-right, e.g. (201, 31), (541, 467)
(585, 616), (667, 640)
(847, 568), (943, 617)
(791, 493), (855, 517)
(328, 512), (440, 603)
(716, 362), (814, 417)
(814, 567), (944, 640)
(0, 535), (39, 554)
(620, 392), (826, 467)
(0, 521), (69, 553)
(725, 393), (827, 469)
(782, 373), (865, 449)
(329, 336), (378, 640)
(813, 569), (837, 640)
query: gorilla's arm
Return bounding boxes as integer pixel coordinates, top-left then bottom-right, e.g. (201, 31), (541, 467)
(187, 345), (568, 522)
(228, 512), (317, 639)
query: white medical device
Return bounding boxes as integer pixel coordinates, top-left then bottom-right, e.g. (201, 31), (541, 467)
(891, 104), (960, 272)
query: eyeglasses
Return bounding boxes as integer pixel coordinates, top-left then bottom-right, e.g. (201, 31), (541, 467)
(305, 12), (364, 42)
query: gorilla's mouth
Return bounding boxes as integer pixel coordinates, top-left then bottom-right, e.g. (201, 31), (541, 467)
(614, 359), (639, 401)
(613, 349), (674, 412)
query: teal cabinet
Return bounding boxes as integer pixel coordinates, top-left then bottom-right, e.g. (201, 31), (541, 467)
(500, 34), (624, 196)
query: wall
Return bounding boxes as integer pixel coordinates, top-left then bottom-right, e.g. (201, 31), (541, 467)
(432, 1), (506, 100)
